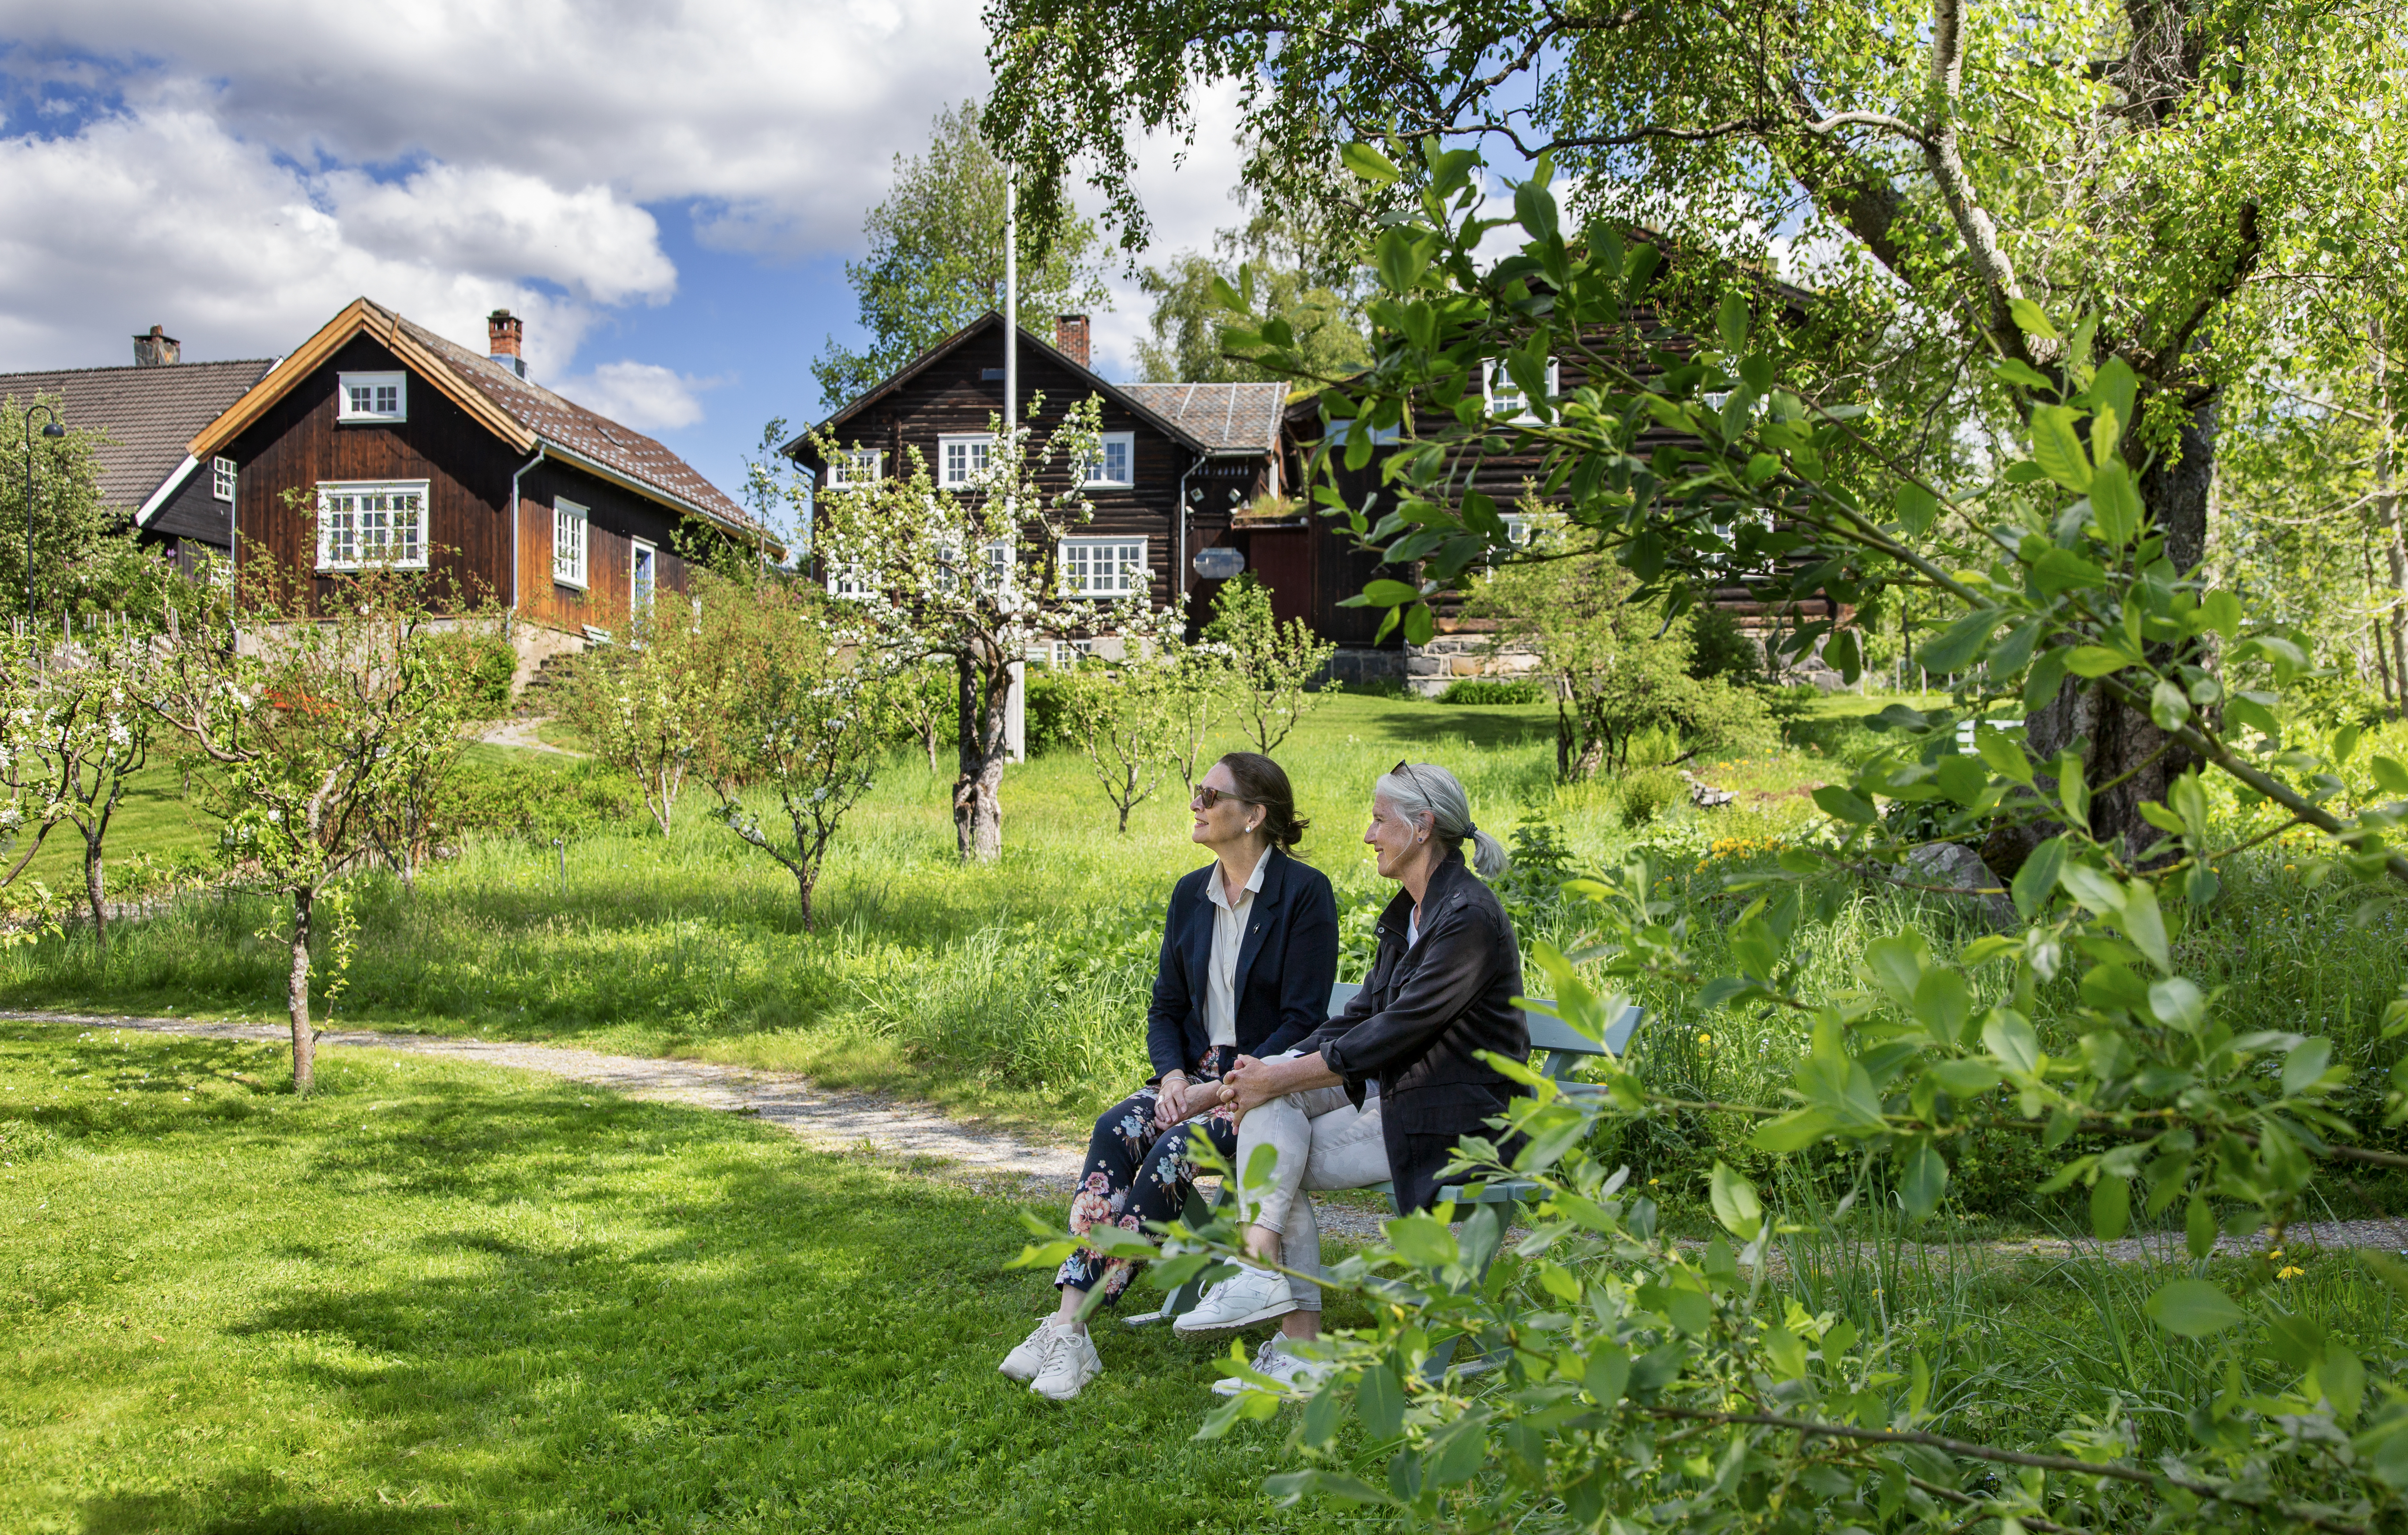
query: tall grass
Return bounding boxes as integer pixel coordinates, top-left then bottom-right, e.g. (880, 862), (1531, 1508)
(5, 689), (2402, 1217)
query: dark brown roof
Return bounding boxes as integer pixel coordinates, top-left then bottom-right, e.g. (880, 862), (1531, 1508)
(388, 311), (755, 534)
(0, 359), (277, 513)
(1117, 383), (1289, 456)
(783, 311), (1212, 462)
(191, 299), (765, 544)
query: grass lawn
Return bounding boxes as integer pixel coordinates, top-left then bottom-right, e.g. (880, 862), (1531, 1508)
(1, 1020), (1373, 1534)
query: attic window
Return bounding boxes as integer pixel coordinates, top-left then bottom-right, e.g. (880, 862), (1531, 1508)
(337, 371), (407, 423)
(1481, 358), (1559, 424)
(1081, 433), (1135, 488)
(211, 456), (236, 502)
(939, 434), (993, 489)
(826, 450), (883, 490)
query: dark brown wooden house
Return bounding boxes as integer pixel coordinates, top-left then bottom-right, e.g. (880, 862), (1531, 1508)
(185, 299), (771, 681)
(0, 329), (277, 577)
(781, 313), (1286, 638)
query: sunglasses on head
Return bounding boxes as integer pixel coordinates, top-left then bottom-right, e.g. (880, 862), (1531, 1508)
(1192, 786), (1257, 810)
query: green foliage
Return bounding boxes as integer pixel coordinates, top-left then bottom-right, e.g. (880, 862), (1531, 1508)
(1062, 655), (1177, 832)
(1435, 677), (1544, 705)
(811, 100), (1111, 411)
(1023, 666), (1077, 756)
(1469, 551), (1772, 779)
(1615, 767), (1685, 827)
(0, 395), (168, 622)
(1135, 211), (1371, 385)
(1686, 605), (1763, 686)
(1145, 146), (2408, 1532)
(1201, 573), (1335, 752)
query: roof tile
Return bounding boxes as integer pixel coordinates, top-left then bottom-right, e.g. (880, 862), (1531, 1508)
(0, 359), (277, 511)
(1117, 383), (1289, 455)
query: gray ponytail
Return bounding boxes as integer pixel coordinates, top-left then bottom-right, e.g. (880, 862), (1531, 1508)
(1376, 762), (1510, 879)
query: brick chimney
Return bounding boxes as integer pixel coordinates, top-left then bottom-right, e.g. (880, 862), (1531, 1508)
(487, 309), (526, 378)
(132, 325), (180, 367)
(1054, 314), (1091, 370)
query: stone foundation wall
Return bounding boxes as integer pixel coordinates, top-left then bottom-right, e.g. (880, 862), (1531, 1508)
(1403, 634), (1546, 697)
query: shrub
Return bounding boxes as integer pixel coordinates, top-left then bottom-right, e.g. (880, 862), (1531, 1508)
(1686, 605), (1763, 685)
(1022, 668), (1079, 756)
(1436, 676), (1545, 705)
(1616, 767), (1684, 826)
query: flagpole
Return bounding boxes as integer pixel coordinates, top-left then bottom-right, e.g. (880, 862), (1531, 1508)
(1002, 161), (1026, 763)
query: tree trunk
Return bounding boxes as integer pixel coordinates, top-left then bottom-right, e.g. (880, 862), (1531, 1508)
(1555, 682), (1574, 782)
(2378, 332), (2407, 723)
(288, 887), (316, 1095)
(83, 833), (105, 957)
(2022, 391), (2217, 862)
(795, 866), (817, 932)
(2365, 540), (2396, 714)
(952, 648), (1005, 862)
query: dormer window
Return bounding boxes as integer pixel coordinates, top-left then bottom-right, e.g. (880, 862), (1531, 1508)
(1481, 358), (1559, 423)
(338, 371), (407, 423)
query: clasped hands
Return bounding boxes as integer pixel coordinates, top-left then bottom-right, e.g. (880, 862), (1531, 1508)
(1154, 1052), (1335, 1130)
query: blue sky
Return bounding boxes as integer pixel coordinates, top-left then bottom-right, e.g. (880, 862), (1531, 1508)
(0, 2), (1253, 536)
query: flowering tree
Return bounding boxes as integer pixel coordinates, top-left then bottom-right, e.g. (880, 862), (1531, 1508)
(564, 625), (707, 836)
(0, 621), (158, 951)
(810, 394), (1179, 861)
(695, 573), (895, 929)
(146, 568), (488, 1094)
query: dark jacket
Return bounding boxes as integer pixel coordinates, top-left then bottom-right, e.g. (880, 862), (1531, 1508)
(1145, 848), (1340, 1081)
(1300, 851), (1528, 1206)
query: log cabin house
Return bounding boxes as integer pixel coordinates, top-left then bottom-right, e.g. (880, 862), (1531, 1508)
(781, 312), (1292, 648)
(0, 327), (277, 577)
(184, 299), (773, 682)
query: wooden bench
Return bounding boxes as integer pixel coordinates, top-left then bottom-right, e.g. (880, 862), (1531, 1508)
(1125, 980), (1645, 1329)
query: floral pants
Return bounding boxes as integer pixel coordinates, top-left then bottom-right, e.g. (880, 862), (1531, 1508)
(1055, 1046), (1238, 1300)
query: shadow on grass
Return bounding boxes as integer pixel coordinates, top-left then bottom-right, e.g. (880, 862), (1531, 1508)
(84, 1488), (454, 1535)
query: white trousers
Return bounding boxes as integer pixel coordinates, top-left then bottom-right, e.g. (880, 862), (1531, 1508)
(1232, 1084), (1389, 1312)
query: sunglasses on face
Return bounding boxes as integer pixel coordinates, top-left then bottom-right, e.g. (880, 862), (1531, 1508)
(1192, 786), (1257, 810)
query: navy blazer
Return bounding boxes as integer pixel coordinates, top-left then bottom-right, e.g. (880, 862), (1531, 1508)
(1145, 848), (1340, 1081)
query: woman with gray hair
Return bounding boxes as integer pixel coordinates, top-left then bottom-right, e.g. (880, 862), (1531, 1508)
(1196, 761), (1526, 1390)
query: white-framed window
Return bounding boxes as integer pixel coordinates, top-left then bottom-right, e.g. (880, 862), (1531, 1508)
(1081, 432), (1136, 488)
(1059, 535), (1147, 598)
(315, 480), (427, 571)
(337, 371), (408, 423)
(553, 499), (589, 588)
(825, 449), (883, 489)
(939, 434), (993, 488)
(826, 565), (873, 601)
(981, 538), (1015, 585)
(1500, 513), (1533, 547)
(1481, 357), (1559, 423)
(631, 539), (657, 612)
(211, 456), (236, 502)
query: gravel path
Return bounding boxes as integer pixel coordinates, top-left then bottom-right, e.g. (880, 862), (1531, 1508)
(15, 1010), (2398, 1260)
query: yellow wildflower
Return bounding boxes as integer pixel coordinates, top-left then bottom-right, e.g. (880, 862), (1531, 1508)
(2277, 1265), (2304, 1280)
(1697, 1032), (1713, 1047)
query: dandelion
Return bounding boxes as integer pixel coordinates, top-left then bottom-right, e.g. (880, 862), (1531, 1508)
(1649, 1177), (1660, 1186)
(2277, 1265), (2304, 1280)
(1697, 1032), (1713, 1046)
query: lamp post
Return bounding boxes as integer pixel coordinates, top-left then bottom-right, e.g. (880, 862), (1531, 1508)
(22, 404), (64, 623)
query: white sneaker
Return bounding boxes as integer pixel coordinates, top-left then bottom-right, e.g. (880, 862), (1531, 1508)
(1211, 1337), (1329, 1397)
(1173, 1263), (1297, 1332)
(1028, 1324), (1103, 1401)
(998, 1319), (1067, 1383)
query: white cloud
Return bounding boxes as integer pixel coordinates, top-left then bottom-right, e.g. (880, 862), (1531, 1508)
(0, 0), (1008, 418)
(552, 361), (720, 432)
(8, 0), (994, 254)
(1085, 80), (1256, 382)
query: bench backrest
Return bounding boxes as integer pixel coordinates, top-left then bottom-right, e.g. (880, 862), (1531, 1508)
(1327, 981), (1641, 1080)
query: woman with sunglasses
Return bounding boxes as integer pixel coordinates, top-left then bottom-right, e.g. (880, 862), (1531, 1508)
(1200, 761), (1523, 1389)
(998, 750), (1339, 1401)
